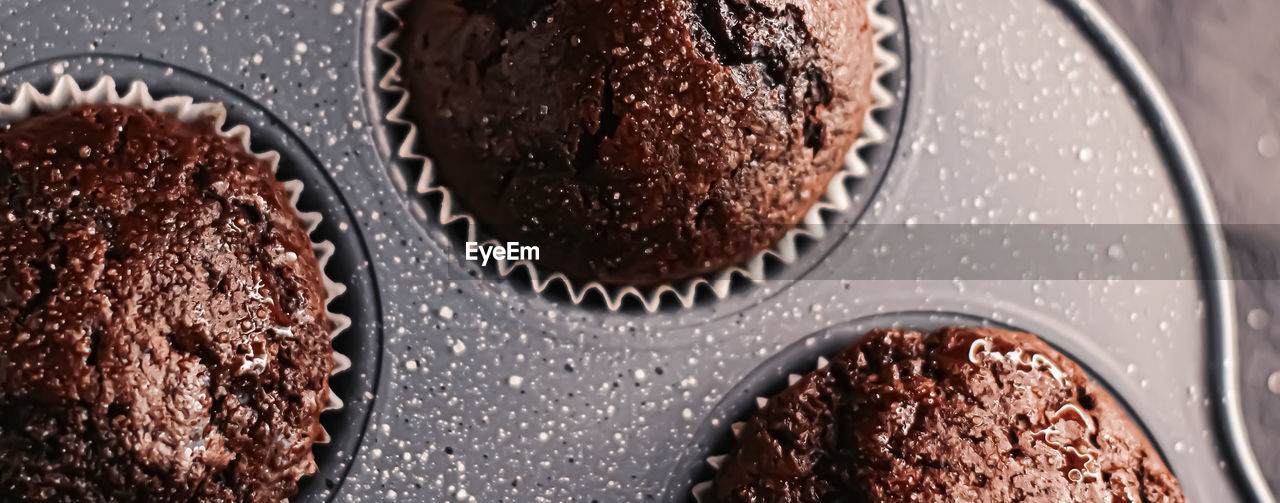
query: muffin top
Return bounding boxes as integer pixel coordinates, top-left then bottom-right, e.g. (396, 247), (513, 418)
(397, 0), (875, 284)
(709, 326), (1184, 503)
(0, 104), (332, 502)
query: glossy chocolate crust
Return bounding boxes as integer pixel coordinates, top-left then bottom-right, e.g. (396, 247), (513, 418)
(709, 327), (1184, 503)
(0, 105), (333, 502)
(397, 0), (874, 284)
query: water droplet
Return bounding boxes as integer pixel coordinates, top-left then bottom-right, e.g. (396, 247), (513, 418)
(1247, 309), (1269, 330)
(1077, 147), (1094, 162)
(1259, 134), (1280, 158)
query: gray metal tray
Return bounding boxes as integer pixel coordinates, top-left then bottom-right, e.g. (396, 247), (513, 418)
(0, 0), (1270, 501)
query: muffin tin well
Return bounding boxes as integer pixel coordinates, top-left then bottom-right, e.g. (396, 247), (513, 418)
(0, 0), (1272, 501)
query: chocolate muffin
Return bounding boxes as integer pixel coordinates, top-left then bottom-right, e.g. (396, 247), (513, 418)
(0, 104), (333, 502)
(709, 326), (1185, 502)
(397, 0), (875, 284)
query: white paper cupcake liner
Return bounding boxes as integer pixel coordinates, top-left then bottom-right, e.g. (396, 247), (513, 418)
(0, 75), (352, 445)
(377, 0), (901, 312)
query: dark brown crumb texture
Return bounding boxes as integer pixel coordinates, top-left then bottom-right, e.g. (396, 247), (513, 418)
(709, 326), (1185, 503)
(0, 104), (333, 502)
(397, 0), (875, 284)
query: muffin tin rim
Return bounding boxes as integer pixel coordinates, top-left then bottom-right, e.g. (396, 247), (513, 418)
(1051, 1), (1269, 500)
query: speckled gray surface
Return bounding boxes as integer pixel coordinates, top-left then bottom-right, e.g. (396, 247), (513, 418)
(0, 0), (1269, 502)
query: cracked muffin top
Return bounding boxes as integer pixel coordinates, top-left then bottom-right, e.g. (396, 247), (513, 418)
(709, 326), (1185, 503)
(0, 104), (333, 502)
(396, 0), (875, 284)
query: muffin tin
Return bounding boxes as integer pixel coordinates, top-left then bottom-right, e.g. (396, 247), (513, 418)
(0, 0), (1273, 501)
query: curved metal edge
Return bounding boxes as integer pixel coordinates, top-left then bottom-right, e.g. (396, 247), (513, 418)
(1054, 1), (1274, 502)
